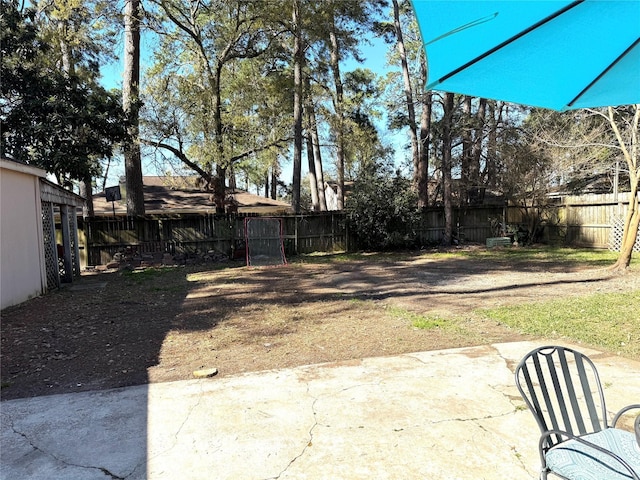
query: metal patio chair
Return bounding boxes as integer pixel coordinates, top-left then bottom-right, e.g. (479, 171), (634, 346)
(515, 345), (640, 480)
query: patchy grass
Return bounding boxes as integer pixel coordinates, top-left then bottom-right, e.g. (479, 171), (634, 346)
(5, 244), (638, 399)
(121, 266), (175, 282)
(478, 290), (640, 358)
(292, 246), (627, 268)
(292, 251), (404, 264)
(435, 246), (622, 266)
(386, 306), (450, 330)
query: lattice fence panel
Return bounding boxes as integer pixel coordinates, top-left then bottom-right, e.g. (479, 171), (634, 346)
(41, 201), (59, 290)
(609, 216), (640, 252)
(58, 247), (66, 281)
(68, 210), (79, 275)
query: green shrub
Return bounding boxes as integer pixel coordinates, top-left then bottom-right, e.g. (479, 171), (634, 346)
(346, 161), (420, 251)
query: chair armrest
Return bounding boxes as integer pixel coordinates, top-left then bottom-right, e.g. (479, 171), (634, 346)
(612, 403), (640, 428)
(540, 429), (640, 480)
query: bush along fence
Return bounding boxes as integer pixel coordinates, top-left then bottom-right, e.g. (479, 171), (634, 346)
(79, 192), (639, 267)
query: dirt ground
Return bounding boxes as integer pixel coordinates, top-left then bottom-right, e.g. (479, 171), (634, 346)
(2, 249), (638, 400)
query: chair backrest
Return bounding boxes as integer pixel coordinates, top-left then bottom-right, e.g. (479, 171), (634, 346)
(515, 345), (609, 450)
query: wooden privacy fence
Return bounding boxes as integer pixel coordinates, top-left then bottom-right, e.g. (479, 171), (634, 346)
(81, 193), (638, 266)
(547, 192), (639, 251)
(417, 205), (507, 244)
(423, 192), (638, 250)
(81, 213), (349, 266)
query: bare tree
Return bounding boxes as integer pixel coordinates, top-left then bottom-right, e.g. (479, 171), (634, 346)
(529, 105), (639, 268)
(605, 105), (639, 270)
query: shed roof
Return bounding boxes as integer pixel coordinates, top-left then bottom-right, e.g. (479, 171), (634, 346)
(1, 157), (47, 178)
(2, 158), (85, 207)
(41, 178), (85, 206)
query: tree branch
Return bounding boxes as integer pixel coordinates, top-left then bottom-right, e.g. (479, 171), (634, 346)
(141, 137), (212, 185)
(228, 136), (293, 164)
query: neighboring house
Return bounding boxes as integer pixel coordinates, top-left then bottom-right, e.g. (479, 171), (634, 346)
(91, 176), (293, 216)
(1, 158), (83, 309)
(323, 181), (355, 211)
(324, 183), (340, 211)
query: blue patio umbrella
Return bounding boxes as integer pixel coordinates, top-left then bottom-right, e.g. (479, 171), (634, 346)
(412, 0), (640, 111)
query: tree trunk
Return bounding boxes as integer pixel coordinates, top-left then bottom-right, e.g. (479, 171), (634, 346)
(609, 105), (640, 270)
(306, 89), (327, 211)
(57, 21), (74, 76)
(614, 200), (639, 269)
(57, 22), (94, 216)
(461, 96), (472, 204)
(304, 86), (319, 210)
(442, 93), (455, 245)
(393, 0), (419, 195)
(417, 55), (431, 209)
(312, 123), (327, 211)
(291, 0), (303, 213)
(611, 183), (639, 270)
(485, 101), (501, 188)
(264, 171), (269, 198)
(471, 98), (486, 200)
(79, 175), (94, 219)
(228, 167), (237, 190)
(305, 120), (320, 210)
(270, 164), (278, 200)
(329, 17), (345, 210)
(211, 57), (226, 213)
(214, 164), (226, 212)
(123, 0), (145, 216)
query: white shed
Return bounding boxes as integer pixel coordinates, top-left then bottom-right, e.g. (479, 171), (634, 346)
(1, 158), (84, 309)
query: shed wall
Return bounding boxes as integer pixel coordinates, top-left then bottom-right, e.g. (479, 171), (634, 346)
(1, 168), (45, 309)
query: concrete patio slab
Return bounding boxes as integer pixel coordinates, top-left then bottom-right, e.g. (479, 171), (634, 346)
(1, 341), (639, 479)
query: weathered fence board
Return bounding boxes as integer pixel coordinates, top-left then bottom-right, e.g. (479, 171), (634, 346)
(552, 192), (635, 248)
(81, 193), (638, 265)
(83, 213), (349, 265)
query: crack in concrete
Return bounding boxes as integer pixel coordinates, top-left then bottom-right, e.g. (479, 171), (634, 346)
(473, 419), (537, 479)
(488, 381), (527, 411)
(481, 362), (539, 480)
(146, 380), (206, 464)
(265, 379), (386, 479)
(98, 467), (126, 480)
(489, 344), (520, 375)
(264, 383), (319, 480)
(4, 412), (129, 479)
(174, 381), (205, 439)
(428, 409), (516, 426)
(401, 352), (432, 365)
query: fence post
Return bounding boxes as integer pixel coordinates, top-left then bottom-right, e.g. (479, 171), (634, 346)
(331, 213), (335, 251)
(345, 213), (350, 252)
(59, 205), (73, 283)
(71, 208), (81, 276)
(295, 215), (299, 255)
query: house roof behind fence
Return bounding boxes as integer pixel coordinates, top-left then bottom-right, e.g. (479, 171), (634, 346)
(93, 177), (293, 216)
